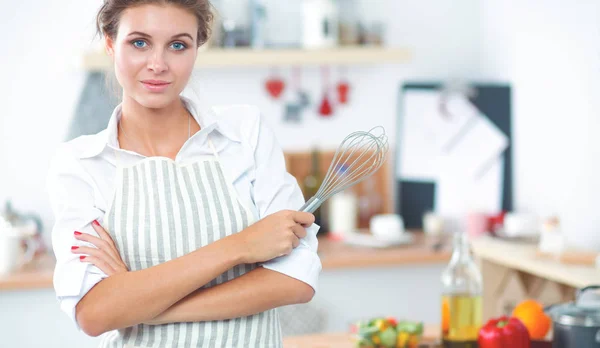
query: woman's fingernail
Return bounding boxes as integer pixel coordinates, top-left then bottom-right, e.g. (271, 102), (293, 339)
(71, 246), (79, 251)
(80, 256), (86, 260)
(92, 220), (100, 227)
(74, 231), (82, 236)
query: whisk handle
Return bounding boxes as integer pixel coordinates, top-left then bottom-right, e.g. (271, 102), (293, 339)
(299, 196), (323, 214)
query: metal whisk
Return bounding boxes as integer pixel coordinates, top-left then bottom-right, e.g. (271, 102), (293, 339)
(299, 126), (389, 214)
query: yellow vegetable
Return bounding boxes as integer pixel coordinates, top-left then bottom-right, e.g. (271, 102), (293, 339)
(396, 332), (409, 347)
(372, 335), (381, 345)
(375, 319), (387, 331)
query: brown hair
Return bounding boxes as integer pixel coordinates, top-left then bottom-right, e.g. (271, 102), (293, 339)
(95, 0), (214, 47)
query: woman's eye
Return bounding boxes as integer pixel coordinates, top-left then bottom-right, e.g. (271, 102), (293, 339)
(132, 40), (147, 48)
(171, 42), (187, 51)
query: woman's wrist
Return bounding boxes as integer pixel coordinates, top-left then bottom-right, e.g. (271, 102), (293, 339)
(220, 232), (249, 265)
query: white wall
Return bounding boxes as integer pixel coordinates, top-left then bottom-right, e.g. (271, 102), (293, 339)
(480, 0), (600, 250)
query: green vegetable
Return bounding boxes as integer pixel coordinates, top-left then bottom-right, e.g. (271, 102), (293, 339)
(357, 325), (379, 337)
(354, 336), (374, 348)
(351, 317), (424, 348)
(380, 327), (398, 348)
(396, 321), (423, 335)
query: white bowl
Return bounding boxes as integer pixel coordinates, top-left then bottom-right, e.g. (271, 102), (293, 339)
(370, 214), (405, 242)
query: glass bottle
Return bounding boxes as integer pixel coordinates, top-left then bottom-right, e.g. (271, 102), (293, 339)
(440, 229), (483, 348)
(303, 148), (326, 234)
(358, 176), (382, 228)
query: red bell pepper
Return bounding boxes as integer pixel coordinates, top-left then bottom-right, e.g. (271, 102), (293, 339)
(478, 316), (530, 348)
(386, 316), (398, 327)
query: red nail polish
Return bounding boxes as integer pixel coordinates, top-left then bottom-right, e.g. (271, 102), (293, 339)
(80, 256), (86, 260)
(74, 231), (82, 236)
(92, 220), (100, 227)
(71, 246), (79, 250)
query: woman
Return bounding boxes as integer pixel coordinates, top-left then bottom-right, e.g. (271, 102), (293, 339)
(46, 1), (321, 347)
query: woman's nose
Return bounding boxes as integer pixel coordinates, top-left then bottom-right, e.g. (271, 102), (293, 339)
(147, 50), (168, 73)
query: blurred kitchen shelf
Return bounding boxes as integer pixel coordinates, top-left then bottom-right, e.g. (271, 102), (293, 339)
(83, 46), (412, 70)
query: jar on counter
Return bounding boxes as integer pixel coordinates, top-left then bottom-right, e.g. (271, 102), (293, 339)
(327, 165), (358, 237)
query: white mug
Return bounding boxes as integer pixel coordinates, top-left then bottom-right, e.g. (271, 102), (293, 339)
(370, 214), (405, 241)
(0, 220), (37, 276)
(503, 213), (539, 237)
(423, 212), (444, 236)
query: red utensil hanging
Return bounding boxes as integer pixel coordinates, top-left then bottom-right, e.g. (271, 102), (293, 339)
(337, 82), (350, 104)
(336, 66), (351, 105)
(318, 66), (333, 117)
(265, 67), (285, 99)
(319, 94), (333, 116)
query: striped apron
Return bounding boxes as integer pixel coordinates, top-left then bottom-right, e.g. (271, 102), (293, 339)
(98, 139), (282, 348)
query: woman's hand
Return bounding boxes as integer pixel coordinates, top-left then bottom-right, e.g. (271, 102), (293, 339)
(71, 220), (129, 276)
(234, 210), (315, 264)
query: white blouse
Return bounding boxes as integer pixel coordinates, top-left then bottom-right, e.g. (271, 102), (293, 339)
(46, 96), (321, 327)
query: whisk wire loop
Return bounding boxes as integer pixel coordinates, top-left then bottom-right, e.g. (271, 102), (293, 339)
(299, 126), (389, 214)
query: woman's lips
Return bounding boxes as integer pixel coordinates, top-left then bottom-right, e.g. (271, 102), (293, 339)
(141, 81), (171, 92)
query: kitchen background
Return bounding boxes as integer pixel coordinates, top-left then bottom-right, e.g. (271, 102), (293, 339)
(1, 0), (600, 347)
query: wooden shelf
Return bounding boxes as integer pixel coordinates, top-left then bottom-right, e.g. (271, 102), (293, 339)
(83, 46), (412, 70)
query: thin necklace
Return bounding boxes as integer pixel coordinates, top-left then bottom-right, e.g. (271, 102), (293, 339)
(119, 113), (191, 144)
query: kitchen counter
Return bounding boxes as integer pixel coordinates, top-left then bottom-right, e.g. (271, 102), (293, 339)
(471, 236), (598, 289)
(318, 232), (451, 270)
(0, 232), (450, 291)
(283, 330), (552, 348)
(283, 324), (440, 348)
(471, 235), (599, 321)
(0, 253), (54, 291)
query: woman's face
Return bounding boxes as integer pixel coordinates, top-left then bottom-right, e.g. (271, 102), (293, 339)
(106, 4), (198, 109)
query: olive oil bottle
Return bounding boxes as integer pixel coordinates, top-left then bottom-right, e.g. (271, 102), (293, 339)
(303, 148), (326, 234)
(441, 230), (483, 348)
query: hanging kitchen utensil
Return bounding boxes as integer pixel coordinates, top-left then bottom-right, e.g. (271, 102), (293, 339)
(265, 67), (285, 99)
(284, 103), (302, 123)
(298, 91), (310, 109)
(337, 82), (350, 104)
(336, 66), (351, 105)
(282, 67), (308, 124)
(318, 66), (333, 117)
(318, 94), (333, 116)
(292, 66), (311, 109)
